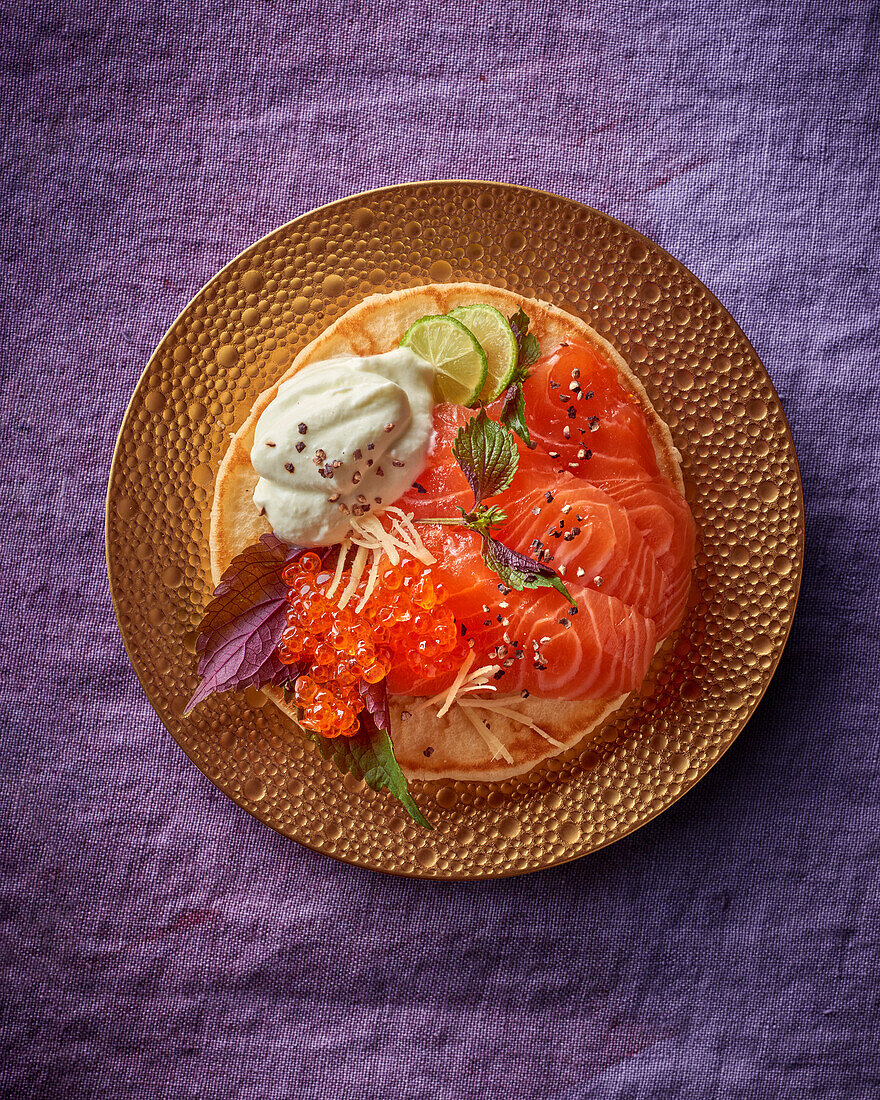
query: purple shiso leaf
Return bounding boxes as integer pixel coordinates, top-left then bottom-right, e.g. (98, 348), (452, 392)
(483, 535), (558, 580)
(357, 677), (390, 732)
(184, 535), (323, 714)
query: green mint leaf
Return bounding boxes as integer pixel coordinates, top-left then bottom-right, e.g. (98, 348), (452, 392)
(480, 533), (576, 606)
(452, 408), (518, 506)
(500, 308), (540, 449)
(312, 707), (431, 829)
(520, 332), (540, 371)
(499, 382), (534, 449)
(471, 504), (508, 532)
(508, 308), (541, 375)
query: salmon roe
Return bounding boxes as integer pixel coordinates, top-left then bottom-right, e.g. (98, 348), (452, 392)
(277, 550), (468, 738)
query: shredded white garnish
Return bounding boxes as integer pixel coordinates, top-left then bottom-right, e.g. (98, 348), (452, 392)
(349, 508), (434, 567)
(460, 705), (514, 764)
(410, 647), (557, 760)
(412, 682), (500, 716)
(345, 516), (393, 609)
(411, 654), (502, 716)
(355, 549), (383, 614)
(436, 651), (476, 717)
(457, 699), (564, 748)
(331, 508), (436, 612)
(337, 544), (368, 609)
(350, 514), (399, 566)
(326, 539), (351, 598)
(384, 507), (436, 564)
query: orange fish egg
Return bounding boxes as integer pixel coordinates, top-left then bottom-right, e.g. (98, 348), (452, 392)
(277, 548), (468, 737)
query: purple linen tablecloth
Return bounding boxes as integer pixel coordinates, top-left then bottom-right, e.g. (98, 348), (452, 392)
(2, 1), (878, 1097)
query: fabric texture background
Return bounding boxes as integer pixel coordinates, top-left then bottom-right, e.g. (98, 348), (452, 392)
(1, 1), (878, 1097)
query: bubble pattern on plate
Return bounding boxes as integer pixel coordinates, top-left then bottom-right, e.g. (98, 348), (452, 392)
(106, 182), (804, 879)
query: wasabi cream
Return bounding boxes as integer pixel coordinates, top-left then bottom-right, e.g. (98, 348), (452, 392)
(251, 349), (435, 545)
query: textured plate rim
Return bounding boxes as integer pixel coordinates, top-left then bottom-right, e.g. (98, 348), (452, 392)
(106, 179), (805, 879)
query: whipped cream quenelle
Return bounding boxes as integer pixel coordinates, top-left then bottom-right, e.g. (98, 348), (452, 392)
(251, 348), (435, 545)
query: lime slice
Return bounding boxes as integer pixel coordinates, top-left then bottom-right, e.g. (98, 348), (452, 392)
(449, 304), (519, 401)
(400, 315), (488, 406)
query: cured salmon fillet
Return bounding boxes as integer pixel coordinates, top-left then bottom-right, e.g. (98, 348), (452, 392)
(496, 482), (667, 623)
(595, 475), (696, 634)
(393, 339), (695, 699)
(522, 341), (662, 482)
(521, 342), (695, 635)
(386, 521), (657, 700)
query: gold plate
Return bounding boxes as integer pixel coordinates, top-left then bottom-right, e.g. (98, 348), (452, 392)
(106, 181), (804, 879)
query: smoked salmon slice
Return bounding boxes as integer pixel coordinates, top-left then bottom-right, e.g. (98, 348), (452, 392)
(400, 407), (670, 627)
(517, 341), (696, 634)
(500, 584), (657, 700)
(386, 521), (657, 700)
(595, 475), (696, 635)
(522, 341), (661, 482)
(496, 482), (667, 623)
(393, 332), (694, 698)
